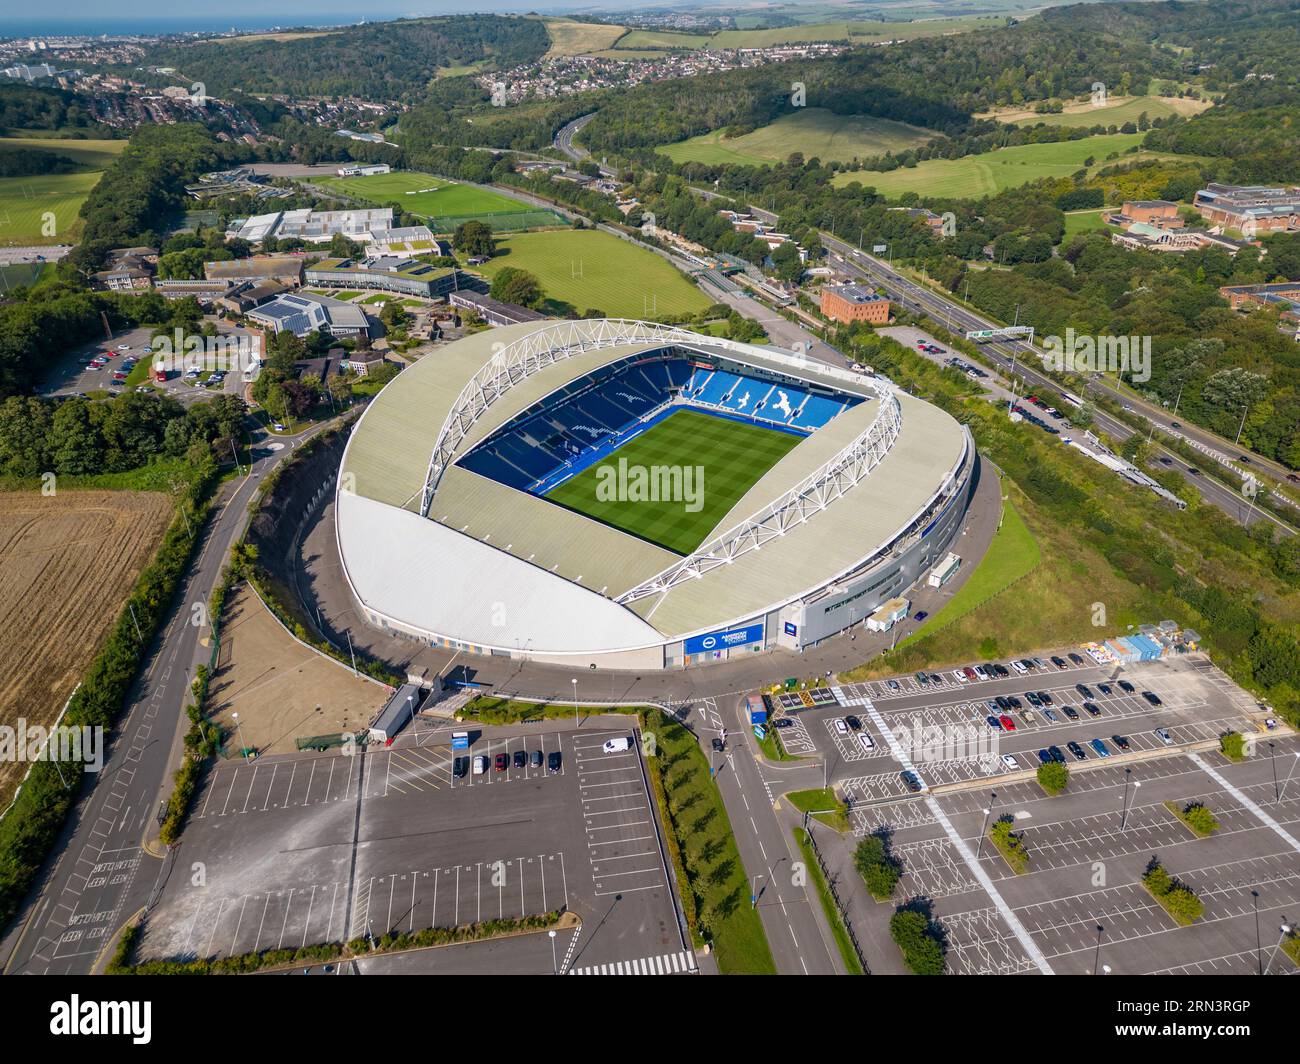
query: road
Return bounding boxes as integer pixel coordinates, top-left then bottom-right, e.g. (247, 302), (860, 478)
(553, 113), (614, 176)
(0, 419), (338, 975)
(693, 698), (843, 974)
(811, 228), (1295, 535)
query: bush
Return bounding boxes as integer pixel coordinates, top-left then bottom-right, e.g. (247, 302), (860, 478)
(1142, 856), (1204, 926)
(1037, 760), (1069, 794)
(990, 817), (1030, 873)
(1219, 731), (1246, 762)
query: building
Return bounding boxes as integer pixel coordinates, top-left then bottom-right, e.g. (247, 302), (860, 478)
(890, 207), (949, 237)
(1105, 200), (1184, 230)
(341, 349), (390, 377)
(334, 319), (977, 669)
(1194, 183), (1300, 233)
(448, 289), (546, 327)
(154, 279), (231, 302)
(337, 163), (391, 177)
(369, 684), (423, 743)
(248, 292), (371, 338)
(819, 284), (891, 325)
(366, 227), (445, 255)
(1219, 281), (1300, 326)
(226, 208), (394, 246)
(215, 280), (288, 316)
(1110, 225), (1252, 255)
(91, 247), (156, 291)
(204, 256), (304, 286)
(304, 256), (470, 299)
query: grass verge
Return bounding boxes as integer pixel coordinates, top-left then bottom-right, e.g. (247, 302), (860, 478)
(792, 828), (864, 974)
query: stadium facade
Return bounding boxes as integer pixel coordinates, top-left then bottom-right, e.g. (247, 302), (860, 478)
(336, 319), (976, 669)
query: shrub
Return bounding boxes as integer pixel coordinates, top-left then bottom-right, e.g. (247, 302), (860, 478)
(990, 816), (1030, 873)
(889, 907), (945, 975)
(1219, 731), (1246, 762)
(853, 835), (903, 900)
(1037, 760), (1069, 794)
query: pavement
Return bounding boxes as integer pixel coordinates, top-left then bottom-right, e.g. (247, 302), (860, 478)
(0, 417), (342, 976)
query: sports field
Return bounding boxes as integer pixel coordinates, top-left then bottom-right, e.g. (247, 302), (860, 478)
(831, 133), (1161, 200)
(0, 171), (103, 244)
(545, 408), (802, 555)
(0, 135), (128, 171)
(477, 229), (711, 319)
(660, 108), (936, 167)
(313, 170), (555, 230)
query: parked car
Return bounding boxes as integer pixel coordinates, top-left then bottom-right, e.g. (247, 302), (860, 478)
(1048, 745), (1066, 763)
(1111, 735), (1130, 751)
(1043, 708), (1059, 723)
(1067, 741), (1088, 761)
(548, 751), (562, 773)
(954, 670), (970, 684)
(972, 666), (989, 681)
(845, 715), (862, 731)
(998, 715), (1017, 732)
(530, 750), (543, 767)
(1083, 702), (1102, 717)
(1010, 660), (1028, 675)
(494, 753), (508, 772)
(1097, 683), (1112, 695)
(711, 737), (725, 752)
(1037, 691), (1053, 705)
(986, 716), (1002, 730)
(1025, 691), (1042, 707)
(472, 755), (487, 776)
(773, 718), (792, 729)
(1051, 656), (1068, 669)
(886, 679), (901, 692)
(1090, 738), (1111, 758)
(995, 696), (1011, 711)
(1000, 754), (1019, 770)
(900, 770), (923, 793)
(452, 756), (468, 778)
(992, 663), (1009, 678)
(1076, 683), (1094, 699)
(914, 610), (928, 622)
(1118, 680), (1135, 693)
(1062, 706), (1080, 721)
(513, 750), (526, 769)
(834, 718), (849, 736)
(858, 733), (875, 752)
(1154, 728), (1174, 746)
(915, 672), (929, 686)
(1037, 749), (1052, 765)
(1142, 691), (1163, 706)
(1068, 653), (1084, 666)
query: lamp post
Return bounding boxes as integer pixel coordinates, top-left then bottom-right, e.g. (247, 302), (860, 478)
(1268, 741), (1279, 803)
(232, 711), (248, 759)
(1276, 752), (1300, 805)
(1092, 924), (1105, 975)
(1120, 771), (1140, 831)
(571, 677), (579, 726)
(975, 791), (997, 860)
(1252, 890), (1262, 975)
(1264, 924), (1293, 975)
(548, 929), (558, 975)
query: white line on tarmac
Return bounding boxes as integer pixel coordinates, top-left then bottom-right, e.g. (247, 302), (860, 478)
(1188, 752), (1300, 854)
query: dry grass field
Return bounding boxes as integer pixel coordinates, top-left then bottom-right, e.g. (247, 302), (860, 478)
(0, 489), (172, 803)
(207, 585), (387, 757)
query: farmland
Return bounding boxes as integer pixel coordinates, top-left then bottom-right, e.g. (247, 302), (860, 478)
(542, 17), (627, 56)
(0, 489), (173, 805)
(0, 135), (128, 172)
(831, 133), (1166, 200)
(659, 108), (936, 167)
(312, 170), (562, 231)
(613, 16), (1000, 52)
(983, 94), (1213, 129)
(475, 229), (711, 320)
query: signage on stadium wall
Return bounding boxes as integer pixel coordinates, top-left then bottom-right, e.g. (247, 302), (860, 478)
(684, 623), (764, 656)
(783, 622), (798, 637)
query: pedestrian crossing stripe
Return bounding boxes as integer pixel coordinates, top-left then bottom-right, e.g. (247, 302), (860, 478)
(568, 951), (697, 975)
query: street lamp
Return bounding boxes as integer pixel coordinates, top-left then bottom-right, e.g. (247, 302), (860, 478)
(975, 791), (997, 860)
(751, 873), (763, 910)
(1268, 741), (1279, 802)
(1264, 923), (1293, 975)
(1120, 772), (1140, 831)
(571, 677), (579, 726)
(232, 710), (249, 759)
(1252, 889), (1262, 975)
(1277, 752), (1300, 805)
(548, 929), (558, 975)
(1092, 924), (1105, 975)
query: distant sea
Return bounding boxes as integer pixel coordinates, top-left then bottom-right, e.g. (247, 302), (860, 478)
(0, 15), (399, 37)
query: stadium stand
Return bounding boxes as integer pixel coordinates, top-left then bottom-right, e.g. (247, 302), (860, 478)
(458, 350), (860, 494)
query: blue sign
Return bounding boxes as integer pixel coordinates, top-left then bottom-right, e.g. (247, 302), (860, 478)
(753, 724), (767, 740)
(684, 623), (764, 656)
(451, 731), (469, 750)
(783, 622), (798, 637)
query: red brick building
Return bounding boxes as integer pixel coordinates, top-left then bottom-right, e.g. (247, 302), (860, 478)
(820, 284), (891, 325)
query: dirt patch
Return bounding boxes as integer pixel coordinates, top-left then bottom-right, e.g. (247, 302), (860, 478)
(209, 585), (388, 756)
(0, 488), (173, 804)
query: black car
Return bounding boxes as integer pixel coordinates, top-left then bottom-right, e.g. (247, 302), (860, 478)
(547, 751), (562, 773)
(1025, 691), (1042, 706)
(1111, 734), (1131, 751)
(1062, 706), (1080, 721)
(1007, 696), (1022, 709)
(1051, 656), (1068, 669)
(1067, 741), (1088, 761)
(1188, 466), (1202, 475)
(1098, 683), (1113, 695)
(1083, 702), (1102, 717)
(995, 696), (1011, 711)
(1048, 745), (1066, 764)
(711, 737), (726, 752)
(900, 770), (923, 793)
(773, 718), (793, 729)
(1038, 691), (1054, 705)
(845, 715), (862, 731)
(993, 663), (1010, 678)
(513, 750), (527, 769)
(1143, 691), (1163, 706)
(1020, 659), (1037, 671)
(1068, 653), (1084, 666)
(1118, 679), (1135, 693)
(914, 611), (929, 622)
(452, 756), (469, 778)
(530, 750), (543, 767)
(1076, 683), (1094, 699)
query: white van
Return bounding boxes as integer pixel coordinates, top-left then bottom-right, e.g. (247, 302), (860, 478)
(602, 737), (632, 753)
(472, 755), (487, 775)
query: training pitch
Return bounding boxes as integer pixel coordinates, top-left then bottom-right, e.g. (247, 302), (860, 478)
(544, 408), (802, 555)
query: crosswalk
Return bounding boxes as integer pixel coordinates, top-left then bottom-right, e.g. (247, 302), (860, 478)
(568, 950), (697, 975)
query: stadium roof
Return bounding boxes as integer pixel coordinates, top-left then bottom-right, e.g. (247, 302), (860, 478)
(338, 319), (967, 646)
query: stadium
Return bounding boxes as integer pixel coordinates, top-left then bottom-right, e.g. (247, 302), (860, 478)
(335, 319), (977, 670)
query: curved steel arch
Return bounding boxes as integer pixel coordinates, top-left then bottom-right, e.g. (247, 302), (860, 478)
(417, 318), (873, 517)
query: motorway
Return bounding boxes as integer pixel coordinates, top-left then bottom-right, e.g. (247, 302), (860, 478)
(0, 419), (337, 975)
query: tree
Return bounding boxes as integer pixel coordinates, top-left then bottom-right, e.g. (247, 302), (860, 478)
(889, 908), (945, 975)
(853, 835), (902, 900)
(490, 267), (542, 308)
(1037, 761), (1069, 795)
(453, 219), (496, 257)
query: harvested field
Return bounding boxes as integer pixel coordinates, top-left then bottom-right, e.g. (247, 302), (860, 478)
(208, 585), (387, 757)
(0, 489), (173, 804)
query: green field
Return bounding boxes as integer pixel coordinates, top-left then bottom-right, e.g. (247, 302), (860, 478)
(832, 133), (1161, 200)
(614, 16), (1000, 51)
(0, 171), (103, 244)
(545, 409), (802, 555)
(1063, 208), (1115, 239)
(314, 170), (536, 225)
(660, 108), (937, 167)
(0, 135), (127, 171)
(989, 95), (1212, 129)
(476, 229), (711, 319)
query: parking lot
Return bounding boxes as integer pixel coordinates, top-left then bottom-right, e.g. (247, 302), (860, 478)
(140, 717), (693, 975)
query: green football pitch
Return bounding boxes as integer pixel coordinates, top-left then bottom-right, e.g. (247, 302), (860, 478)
(544, 408), (803, 555)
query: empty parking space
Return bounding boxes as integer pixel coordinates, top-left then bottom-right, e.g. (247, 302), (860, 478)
(573, 733), (666, 898)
